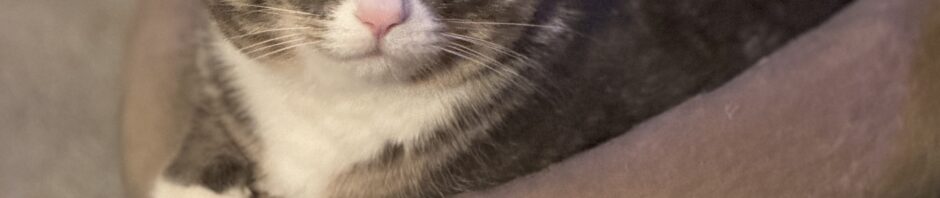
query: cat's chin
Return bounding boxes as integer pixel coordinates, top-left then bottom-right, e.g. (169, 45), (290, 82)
(295, 47), (430, 81)
(340, 55), (431, 80)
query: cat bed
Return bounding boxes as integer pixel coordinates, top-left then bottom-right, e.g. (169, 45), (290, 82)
(121, 0), (940, 197)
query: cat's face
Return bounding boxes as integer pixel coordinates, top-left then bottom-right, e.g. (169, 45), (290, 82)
(206, 0), (540, 79)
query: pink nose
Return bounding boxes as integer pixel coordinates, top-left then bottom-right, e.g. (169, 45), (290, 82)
(355, 0), (407, 38)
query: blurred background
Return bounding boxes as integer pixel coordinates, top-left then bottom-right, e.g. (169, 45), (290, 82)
(0, 0), (134, 197)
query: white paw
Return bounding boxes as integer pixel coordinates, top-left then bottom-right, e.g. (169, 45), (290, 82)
(150, 176), (250, 198)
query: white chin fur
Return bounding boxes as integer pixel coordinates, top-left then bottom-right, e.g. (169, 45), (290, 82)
(312, 0), (442, 76)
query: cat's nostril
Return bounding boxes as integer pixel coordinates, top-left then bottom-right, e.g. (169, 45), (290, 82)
(355, 0), (407, 39)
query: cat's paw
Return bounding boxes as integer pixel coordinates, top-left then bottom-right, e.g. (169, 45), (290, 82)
(150, 176), (250, 198)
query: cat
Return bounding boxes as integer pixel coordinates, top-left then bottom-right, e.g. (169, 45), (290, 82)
(150, 0), (853, 197)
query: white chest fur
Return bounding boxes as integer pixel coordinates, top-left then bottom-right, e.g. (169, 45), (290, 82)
(219, 42), (467, 197)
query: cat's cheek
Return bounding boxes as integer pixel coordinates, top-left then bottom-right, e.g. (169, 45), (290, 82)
(381, 0), (443, 58)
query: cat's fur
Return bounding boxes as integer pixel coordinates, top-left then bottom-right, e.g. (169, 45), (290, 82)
(152, 0), (853, 197)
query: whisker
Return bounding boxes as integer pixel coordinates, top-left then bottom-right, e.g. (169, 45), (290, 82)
(440, 18), (595, 40)
(440, 44), (517, 79)
(232, 27), (312, 39)
(237, 9), (330, 21)
(438, 44), (534, 90)
(244, 37), (306, 55)
(238, 33), (302, 51)
(227, 3), (316, 16)
(441, 33), (535, 64)
(439, 19), (563, 30)
(440, 34), (541, 90)
(453, 43), (520, 80)
(252, 41), (320, 60)
(447, 43), (517, 75)
(448, 44), (532, 86)
(437, 46), (491, 71)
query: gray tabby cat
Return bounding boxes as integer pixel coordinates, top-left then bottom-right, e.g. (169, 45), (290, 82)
(151, 0), (852, 197)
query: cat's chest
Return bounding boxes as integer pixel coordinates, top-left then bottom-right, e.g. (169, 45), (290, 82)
(229, 65), (462, 197)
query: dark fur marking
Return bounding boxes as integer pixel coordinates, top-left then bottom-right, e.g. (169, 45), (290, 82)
(201, 155), (252, 193)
